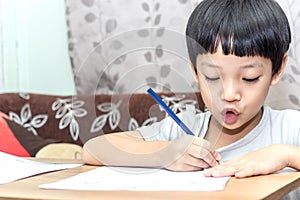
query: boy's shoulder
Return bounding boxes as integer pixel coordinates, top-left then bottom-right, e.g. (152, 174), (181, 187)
(266, 105), (300, 120)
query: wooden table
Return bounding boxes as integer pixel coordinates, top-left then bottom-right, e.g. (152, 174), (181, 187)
(0, 159), (300, 200)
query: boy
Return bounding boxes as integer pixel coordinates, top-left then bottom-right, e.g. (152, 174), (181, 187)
(83, 0), (300, 184)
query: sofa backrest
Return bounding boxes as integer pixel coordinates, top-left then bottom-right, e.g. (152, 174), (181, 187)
(0, 92), (204, 146)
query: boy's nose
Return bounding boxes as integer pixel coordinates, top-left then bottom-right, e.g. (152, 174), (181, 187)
(222, 80), (241, 102)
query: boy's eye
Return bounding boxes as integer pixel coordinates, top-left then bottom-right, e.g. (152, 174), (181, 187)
(204, 75), (220, 81)
(242, 76), (260, 82)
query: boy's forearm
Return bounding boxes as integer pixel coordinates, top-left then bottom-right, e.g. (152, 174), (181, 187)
(82, 131), (169, 167)
(287, 145), (300, 170)
(82, 132), (193, 168)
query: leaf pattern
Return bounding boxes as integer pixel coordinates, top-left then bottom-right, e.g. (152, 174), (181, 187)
(159, 95), (202, 117)
(70, 119), (80, 141)
(146, 76), (157, 88)
(142, 2), (150, 11)
(56, 106), (68, 119)
(52, 98), (87, 141)
(20, 104), (31, 124)
(145, 16), (151, 22)
(73, 108), (88, 117)
(97, 102), (114, 112)
(155, 45), (163, 58)
(60, 114), (73, 129)
(105, 19), (117, 34)
(72, 100), (85, 108)
(137, 29), (150, 37)
(156, 27), (165, 37)
(154, 2), (160, 11)
(154, 14), (161, 25)
(24, 124), (38, 136)
(9, 112), (22, 124)
(160, 64), (170, 78)
(144, 51), (152, 62)
(90, 115), (108, 133)
(4, 92), (206, 147)
(91, 100), (122, 133)
(66, 0), (204, 94)
(81, 0), (95, 7)
(128, 118), (139, 131)
(178, 0), (188, 4)
(128, 117), (158, 131)
(114, 55), (127, 65)
(9, 103), (48, 136)
(52, 100), (63, 111)
(85, 12), (96, 23)
(30, 115), (48, 128)
(109, 110), (120, 130)
(19, 92), (30, 100)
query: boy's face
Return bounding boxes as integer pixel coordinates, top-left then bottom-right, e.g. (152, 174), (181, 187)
(194, 45), (282, 131)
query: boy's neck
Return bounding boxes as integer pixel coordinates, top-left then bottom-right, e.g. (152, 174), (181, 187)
(205, 108), (263, 149)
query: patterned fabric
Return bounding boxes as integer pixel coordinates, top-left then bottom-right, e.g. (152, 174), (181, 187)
(65, 0), (201, 94)
(0, 112), (59, 157)
(0, 92), (204, 146)
(65, 0), (300, 110)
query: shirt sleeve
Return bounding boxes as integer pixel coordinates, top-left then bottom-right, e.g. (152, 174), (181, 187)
(137, 105), (206, 141)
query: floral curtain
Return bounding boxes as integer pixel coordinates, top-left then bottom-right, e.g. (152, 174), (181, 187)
(65, 0), (300, 110)
(65, 0), (201, 95)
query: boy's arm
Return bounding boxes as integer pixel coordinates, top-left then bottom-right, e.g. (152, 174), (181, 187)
(204, 144), (300, 178)
(82, 131), (220, 171)
(82, 131), (171, 166)
(287, 145), (300, 169)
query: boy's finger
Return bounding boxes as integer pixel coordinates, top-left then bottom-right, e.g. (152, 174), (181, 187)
(192, 137), (213, 151)
(188, 145), (220, 167)
(184, 156), (210, 169)
(198, 149), (219, 167)
(213, 151), (222, 161)
(204, 152), (220, 167)
(206, 165), (238, 177)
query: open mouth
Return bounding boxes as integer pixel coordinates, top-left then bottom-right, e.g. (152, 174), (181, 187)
(222, 108), (239, 124)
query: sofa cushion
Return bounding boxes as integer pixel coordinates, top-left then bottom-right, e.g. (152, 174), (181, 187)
(0, 112), (60, 157)
(35, 143), (82, 159)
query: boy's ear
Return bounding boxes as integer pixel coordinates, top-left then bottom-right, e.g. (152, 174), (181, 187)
(271, 53), (288, 86)
(190, 64), (199, 83)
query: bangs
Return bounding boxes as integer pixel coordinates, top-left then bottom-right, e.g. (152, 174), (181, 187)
(205, 14), (279, 59)
(186, 0), (291, 74)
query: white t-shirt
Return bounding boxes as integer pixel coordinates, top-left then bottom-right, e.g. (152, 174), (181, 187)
(138, 105), (300, 162)
(137, 105), (300, 199)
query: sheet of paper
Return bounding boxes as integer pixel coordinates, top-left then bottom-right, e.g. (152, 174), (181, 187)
(39, 166), (230, 191)
(0, 151), (82, 184)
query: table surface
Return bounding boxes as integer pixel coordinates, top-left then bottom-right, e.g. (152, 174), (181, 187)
(1, 158), (300, 200)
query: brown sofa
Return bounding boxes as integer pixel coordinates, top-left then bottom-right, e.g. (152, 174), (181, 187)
(0, 91), (203, 157)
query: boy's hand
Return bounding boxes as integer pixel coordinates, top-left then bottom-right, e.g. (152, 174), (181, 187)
(166, 136), (221, 171)
(203, 144), (295, 178)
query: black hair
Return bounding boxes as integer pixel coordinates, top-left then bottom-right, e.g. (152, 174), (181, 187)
(186, 0), (291, 75)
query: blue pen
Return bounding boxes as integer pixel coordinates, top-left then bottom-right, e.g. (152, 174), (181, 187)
(147, 88), (195, 136)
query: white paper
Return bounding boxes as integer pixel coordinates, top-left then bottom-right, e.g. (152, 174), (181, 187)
(0, 152), (82, 184)
(39, 166), (230, 191)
